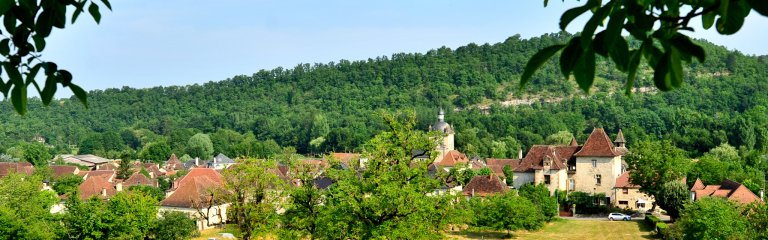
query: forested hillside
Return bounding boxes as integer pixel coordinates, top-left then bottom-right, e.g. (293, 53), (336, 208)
(0, 32), (767, 162)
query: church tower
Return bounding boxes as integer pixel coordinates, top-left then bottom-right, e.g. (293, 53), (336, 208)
(431, 108), (455, 161)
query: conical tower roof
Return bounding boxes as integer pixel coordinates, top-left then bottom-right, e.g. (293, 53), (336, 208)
(615, 129), (626, 143)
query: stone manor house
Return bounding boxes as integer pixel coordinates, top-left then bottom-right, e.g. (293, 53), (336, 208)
(430, 109), (653, 211)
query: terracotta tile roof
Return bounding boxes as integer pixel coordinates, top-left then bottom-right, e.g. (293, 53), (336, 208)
(691, 178), (706, 191)
(87, 170), (116, 182)
(96, 163), (117, 171)
(79, 176), (116, 200)
(165, 153), (183, 171)
(469, 159), (486, 170)
(142, 163), (163, 178)
(574, 128), (620, 157)
(693, 179), (763, 204)
(161, 176), (222, 208)
(570, 137), (579, 146)
(123, 172), (157, 188)
(435, 150), (469, 167)
(0, 162), (34, 177)
(485, 159), (521, 177)
(462, 175), (508, 197)
(331, 152), (360, 163)
(614, 171), (640, 188)
(514, 145), (578, 172)
(50, 165), (80, 178)
(176, 168), (223, 188)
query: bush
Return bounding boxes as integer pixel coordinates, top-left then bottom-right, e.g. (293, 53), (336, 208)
(656, 222), (668, 237)
(645, 214), (662, 229)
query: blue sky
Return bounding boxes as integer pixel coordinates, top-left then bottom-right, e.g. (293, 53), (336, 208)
(44, 0), (768, 97)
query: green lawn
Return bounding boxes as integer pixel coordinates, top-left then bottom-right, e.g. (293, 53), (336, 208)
(447, 219), (657, 240)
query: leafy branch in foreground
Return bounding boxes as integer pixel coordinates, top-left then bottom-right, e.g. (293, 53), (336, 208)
(0, 0), (112, 114)
(523, 0), (766, 94)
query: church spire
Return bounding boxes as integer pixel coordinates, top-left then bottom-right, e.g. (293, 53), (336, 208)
(438, 108), (445, 122)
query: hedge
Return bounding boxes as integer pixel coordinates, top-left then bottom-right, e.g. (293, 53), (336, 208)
(645, 215), (662, 226)
(656, 222), (669, 236)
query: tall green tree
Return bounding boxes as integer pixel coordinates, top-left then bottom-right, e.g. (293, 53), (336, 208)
(139, 140), (172, 163)
(470, 191), (543, 236)
(0, 173), (60, 239)
(655, 181), (690, 219)
(52, 174), (84, 195)
(282, 161), (324, 239)
(316, 111), (456, 239)
(625, 140), (690, 207)
(222, 158), (284, 240)
(116, 157), (133, 180)
(19, 142), (51, 166)
(518, 183), (558, 222)
(187, 133), (214, 160)
(675, 197), (748, 240)
(148, 211), (198, 240)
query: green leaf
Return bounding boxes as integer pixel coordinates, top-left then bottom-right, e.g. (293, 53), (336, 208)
(71, 2), (85, 24)
(604, 9), (626, 49)
(3, 11), (15, 33)
(581, 5), (612, 50)
(748, 0), (768, 16)
(25, 63), (41, 86)
(609, 37), (630, 72)
(716, 0), (750, 35)
(32, 34), (46, 51)
(69, 84), (88, 108)
(702, 11), (716, 29)
(41, 75), (57, 105)
(58, 69), (73, 86)
(625, 49), (642, 95)
(593, 31), (608, 56)
(670, 33), (705, 63)
(43, 62), (57, 75)
(88, 2), (101, 24)
(4, 63), (22, 85)
(0, 80), (8, 96)
(573, 46), (595, 92)
(101, 0), (113, 11)
(0, 0), (12, 15)
(544, 0), (549, 7)
(669, 47), (683, 88)
(10, 84), (27, 115)
(0, 38), (9, 56)
(560, 38), (582, 79)
(520, 44), (565, 88)
(559, 5), (590, 30)
(653, 51), (672, 91)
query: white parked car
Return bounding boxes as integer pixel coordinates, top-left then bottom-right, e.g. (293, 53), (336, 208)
(608, 212), (631, 221)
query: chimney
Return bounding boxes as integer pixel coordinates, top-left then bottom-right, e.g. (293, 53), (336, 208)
(101, 187), (107, 197)
(761, 188), (765, 201)
(471, 188), (475, 197)
(195, 157), (199, 166)
(116, 182), (123, 192)
(518, 149), (523, 159)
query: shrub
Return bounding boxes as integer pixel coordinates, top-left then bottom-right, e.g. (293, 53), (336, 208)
(644, 215), (662, 227)
(656, 222), (668, 237)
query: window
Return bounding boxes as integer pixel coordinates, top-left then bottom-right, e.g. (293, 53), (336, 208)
(569, 179), (575, 190)
(595, 174), (602, 185)
(619, 201), (628, 205)
(592, 159), (597, 167)
(544, 175), (551, 184)
(622, 188), (629, 194)
(637, 203), (646, 209)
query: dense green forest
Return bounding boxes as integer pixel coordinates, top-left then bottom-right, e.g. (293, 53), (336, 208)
(0, 32), (766, 164)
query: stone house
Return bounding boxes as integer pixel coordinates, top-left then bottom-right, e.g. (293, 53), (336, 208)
(463, 174), (508, 197)
(160, 168), (229, 230)
(511, 128), (628, 206)
(613, 171), (654, 212)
